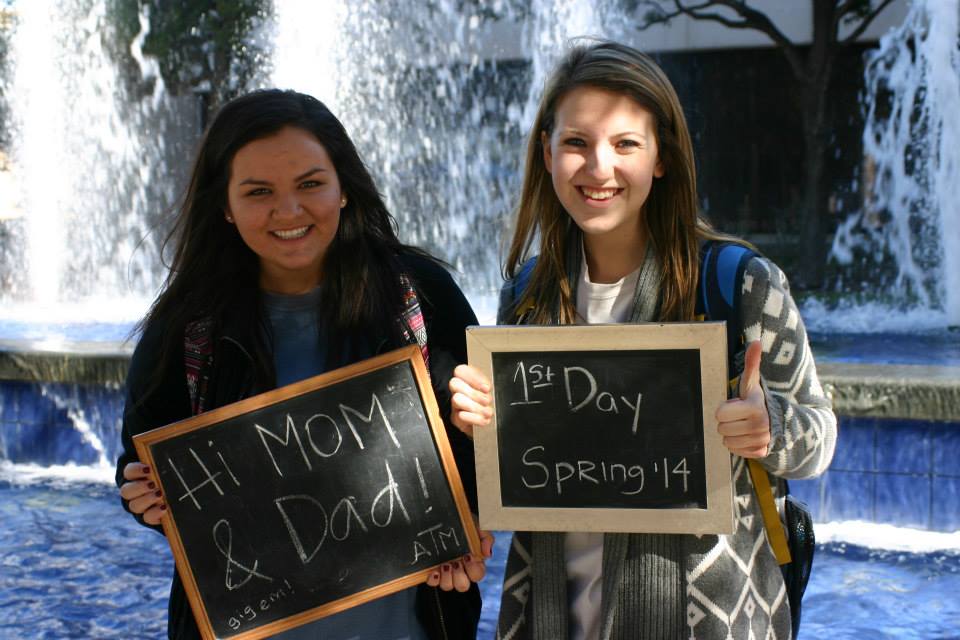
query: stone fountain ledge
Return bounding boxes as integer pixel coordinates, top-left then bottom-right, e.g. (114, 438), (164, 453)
(0, 338), (132, 387)
(0, 339), (957, 422)
(818, 361), (959, 422)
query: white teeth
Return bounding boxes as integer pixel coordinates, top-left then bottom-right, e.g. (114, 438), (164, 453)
(581, 187), (617, 200)
(273, 226), (310, 240)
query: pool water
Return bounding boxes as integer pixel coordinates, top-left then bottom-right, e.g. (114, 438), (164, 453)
(1, 474), (958, 639)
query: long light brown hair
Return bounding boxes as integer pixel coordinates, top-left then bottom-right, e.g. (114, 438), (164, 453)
(504, 41), (737, 324)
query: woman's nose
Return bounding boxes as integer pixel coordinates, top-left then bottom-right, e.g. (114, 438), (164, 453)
(584, 145), (615, 179)
(271, 192), (302, 216)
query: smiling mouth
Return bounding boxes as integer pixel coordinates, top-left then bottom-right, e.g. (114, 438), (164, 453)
(271, 225), (312, 240)
(578, 187), (620, 201)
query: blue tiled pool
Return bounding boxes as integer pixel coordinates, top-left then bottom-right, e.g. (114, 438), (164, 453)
(0, 476), (958, 639)
(1, 327), (959, 638)
(791, 416), (960, 532)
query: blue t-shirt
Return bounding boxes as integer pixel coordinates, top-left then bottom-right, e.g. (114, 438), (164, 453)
(263, 289), (428, 640)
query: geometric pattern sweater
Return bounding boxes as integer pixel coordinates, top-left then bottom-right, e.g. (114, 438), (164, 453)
(495, 256), (838, 640)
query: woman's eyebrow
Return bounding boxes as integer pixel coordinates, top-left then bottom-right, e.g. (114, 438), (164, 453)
(237, 167), (326, 186)
(294, 167), (327, 181)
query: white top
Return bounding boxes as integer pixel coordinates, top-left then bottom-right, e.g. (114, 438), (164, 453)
(566, 252), (641, 640)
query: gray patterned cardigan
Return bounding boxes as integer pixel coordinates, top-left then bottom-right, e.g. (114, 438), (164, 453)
(494, 252), (837, 640)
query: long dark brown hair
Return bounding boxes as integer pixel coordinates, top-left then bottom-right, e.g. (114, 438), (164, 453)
(505, 41), (738, 324)
(140, 89), (435, 388)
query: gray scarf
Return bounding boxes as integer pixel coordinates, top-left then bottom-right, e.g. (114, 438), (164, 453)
(527, 231), (685, 640)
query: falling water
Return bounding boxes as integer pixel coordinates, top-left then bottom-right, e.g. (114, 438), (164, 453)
(268, 0), (634, 305)
(826, 0), (960, 330)
(0, 0), (194, 324)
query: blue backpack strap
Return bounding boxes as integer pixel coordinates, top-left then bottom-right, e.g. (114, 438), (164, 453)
(696, 240), (759, 376)
(501, 256), (538, 323)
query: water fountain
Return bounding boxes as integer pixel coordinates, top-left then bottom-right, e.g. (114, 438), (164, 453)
(0, 0), (958, 637)
(828, 0), (959, 329)
(0, 0), (197, 337)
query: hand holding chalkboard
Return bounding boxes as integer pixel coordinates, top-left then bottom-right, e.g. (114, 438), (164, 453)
(119, 460), (167, 525)
(449, 363), (494, 439)
(466, 323), (734, 535)
(134, 346), (480, 640)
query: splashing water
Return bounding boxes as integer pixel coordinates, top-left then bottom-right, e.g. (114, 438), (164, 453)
(825, 0), (960, 330)
(268, 0), (636, 296)
(1, 0), (193, 316)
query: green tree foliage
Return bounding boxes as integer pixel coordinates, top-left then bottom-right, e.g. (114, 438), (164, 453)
(107, 0), (270, 113)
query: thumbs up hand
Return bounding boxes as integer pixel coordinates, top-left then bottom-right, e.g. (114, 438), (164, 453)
(715, 340), (771, 459)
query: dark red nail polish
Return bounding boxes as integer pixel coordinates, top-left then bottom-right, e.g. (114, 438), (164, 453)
(155, 490), (162, 497)
(147, 482), (156, 490)
(442, 565), (450, 572)
(160, 504), (167, 511)
(142, 466), (151, 474)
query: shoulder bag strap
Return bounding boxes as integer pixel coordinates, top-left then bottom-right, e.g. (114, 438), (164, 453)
(184, 317), (214, 416)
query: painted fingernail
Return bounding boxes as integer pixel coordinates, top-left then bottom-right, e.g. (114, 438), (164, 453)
(442, 564), (450, 572)
(155, 490), (162, 497)
(147, 482), (156, 490)
(432, 573), (440, 580)
(142, 466), (151, 474)
(160, 504), (167, 511)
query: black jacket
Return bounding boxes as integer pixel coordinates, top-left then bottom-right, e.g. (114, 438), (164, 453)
(116, 253), (481, 639)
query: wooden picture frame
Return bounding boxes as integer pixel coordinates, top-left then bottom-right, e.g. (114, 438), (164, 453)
(134, 345), (480, 640)
(466, 323), (733, 535)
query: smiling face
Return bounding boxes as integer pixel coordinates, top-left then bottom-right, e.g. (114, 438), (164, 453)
(226, 126), (344, 294)
(543, 86), (664, 247)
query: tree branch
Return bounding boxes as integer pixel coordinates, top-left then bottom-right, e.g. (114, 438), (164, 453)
(638, 1), (805, 78)
(838, 0), (896, 45)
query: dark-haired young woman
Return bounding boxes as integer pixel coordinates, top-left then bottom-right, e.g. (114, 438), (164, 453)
(116, 89), (490, 640)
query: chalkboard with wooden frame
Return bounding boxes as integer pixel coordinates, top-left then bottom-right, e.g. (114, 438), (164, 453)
(466, 323), (733, 535)
(133, 345), (480, 640)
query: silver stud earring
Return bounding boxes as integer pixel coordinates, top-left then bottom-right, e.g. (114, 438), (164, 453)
(225, 214), (234, 223)
(340, 197), (347, 208)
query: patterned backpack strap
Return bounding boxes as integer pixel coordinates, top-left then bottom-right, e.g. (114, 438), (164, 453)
(184, 317), (214, 416)
(398, 273), (430, 371)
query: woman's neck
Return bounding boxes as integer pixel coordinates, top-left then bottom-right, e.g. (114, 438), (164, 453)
(582, 227), (647, 284)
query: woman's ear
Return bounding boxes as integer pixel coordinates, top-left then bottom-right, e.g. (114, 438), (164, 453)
(654, 157), (665, 179)
(541, 131), (553, 175)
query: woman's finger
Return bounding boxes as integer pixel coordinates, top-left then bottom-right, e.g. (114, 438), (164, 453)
(142, 503), (168, 526)
(717, 417), (768, 438)
(452, 364), (491, 394)
(479, 529), (495, 558)
(451, 390), (492, 418)
(722, 432), (769, 449)
(726, 442), (770, 459)
(462, 554), (486, 583)
(123, 461), (152, 481)
(425, 569), (441, 588)
(128, 489), (164, 516)
(119, 479), (157, 502)
(438, 563), (454, 591)
(449, 560), (471, 592)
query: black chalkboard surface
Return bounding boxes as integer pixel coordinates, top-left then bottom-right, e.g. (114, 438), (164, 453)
(492, 349), (706, 509)
(467, 324), (733, 535)
(134, 346), (479, 640)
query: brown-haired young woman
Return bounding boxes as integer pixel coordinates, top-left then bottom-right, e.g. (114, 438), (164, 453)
(450, 41), (836, 639)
